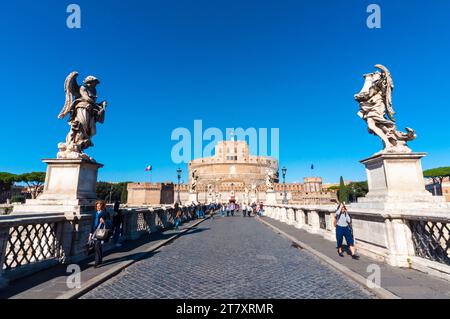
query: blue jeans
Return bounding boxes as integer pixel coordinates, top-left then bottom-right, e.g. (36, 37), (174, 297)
(336, 225), (354, 248)
(174, 218), (181, 230)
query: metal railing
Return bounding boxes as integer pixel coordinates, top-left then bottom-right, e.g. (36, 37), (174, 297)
(0, 203), (202, 287)
(409, 219), (450, 266)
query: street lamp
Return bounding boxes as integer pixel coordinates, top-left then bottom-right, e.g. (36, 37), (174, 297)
(282, 166), (288, 204)
(176, 168), (182, 204)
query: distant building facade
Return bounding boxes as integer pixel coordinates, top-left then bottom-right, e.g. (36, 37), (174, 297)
(127, 182), (174, 206)
(184, 139), (336, 205)
(425, 177), (450, 202)
(127, 139), (337, 205)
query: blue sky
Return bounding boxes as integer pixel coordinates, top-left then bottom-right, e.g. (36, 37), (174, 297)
(0, 0), (449, 184)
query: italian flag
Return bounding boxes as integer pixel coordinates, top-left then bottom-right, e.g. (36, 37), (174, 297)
(145, 165), (152, 171)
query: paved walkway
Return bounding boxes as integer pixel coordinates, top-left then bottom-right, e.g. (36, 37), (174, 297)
(81, 214), (373, 299)
(0, 217), (207, 299)
(259, 216), (450, 299)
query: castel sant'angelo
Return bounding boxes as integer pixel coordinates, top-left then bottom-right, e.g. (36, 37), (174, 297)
(127, 135), (337, 205)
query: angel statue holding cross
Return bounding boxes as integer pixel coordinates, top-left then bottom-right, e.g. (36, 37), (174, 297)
(57, 71), (108, 161)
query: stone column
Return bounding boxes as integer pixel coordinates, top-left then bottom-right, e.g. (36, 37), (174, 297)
(68, 214), (92, 263)
(280, 207), (287, 223)
(308, 210), (320, 234)
(384, 218), (415, 267)
(158, 209), (170, 229)
(55, 217), (74, 264)
(294, 208), (304, 229)
(286, 208), (293, 225)
(0, 224), (10, 288)
(146, 209), (159, 233)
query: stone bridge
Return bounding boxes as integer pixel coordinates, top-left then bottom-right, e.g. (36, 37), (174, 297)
(1, 203), (450, 299)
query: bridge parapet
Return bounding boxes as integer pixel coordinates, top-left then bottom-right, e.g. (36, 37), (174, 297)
(263, 204), (450, 281)
(0, 203), (202, 288)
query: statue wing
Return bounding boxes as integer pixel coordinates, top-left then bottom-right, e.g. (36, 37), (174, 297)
(58, 71), (81, 119)
(375, 64), (395, 121)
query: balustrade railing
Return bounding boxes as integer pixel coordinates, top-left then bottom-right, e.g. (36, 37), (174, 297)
(263, 203), (450, 277)
(0, 203), (202, 288)
(409, 219), (450, 266)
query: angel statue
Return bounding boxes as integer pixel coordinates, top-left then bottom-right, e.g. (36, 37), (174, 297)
(190, 169), (199, 193)
(265, 168), (276, 191)
(355, 64), (416, 154)
(57, 71), (108, 161)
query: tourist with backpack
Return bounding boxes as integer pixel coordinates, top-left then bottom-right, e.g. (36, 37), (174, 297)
(332, 202), (359, 259)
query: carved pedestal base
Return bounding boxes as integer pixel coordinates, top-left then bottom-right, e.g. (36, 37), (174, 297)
(354, 152), (449, 210)
(12, 159), (103, 216)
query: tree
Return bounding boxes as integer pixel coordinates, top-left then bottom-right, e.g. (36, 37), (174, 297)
(0, 172), (18, 193)
(96, 181), (131, 203)
(423, 167), (450, 194)
(18, 172), (46, 199)
(337, 176), (349, 204)
(348, 181), (368, 202)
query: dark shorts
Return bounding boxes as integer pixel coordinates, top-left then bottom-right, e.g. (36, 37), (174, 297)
(336, 225), (354, 248)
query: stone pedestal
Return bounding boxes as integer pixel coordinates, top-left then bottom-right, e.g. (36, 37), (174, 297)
(13, 159), (103, 216)
(188, 192), (198, 204)
(265, 190), (277, 205)
(354, 152), (448, 210)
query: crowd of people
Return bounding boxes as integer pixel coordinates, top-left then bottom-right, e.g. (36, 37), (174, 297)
(219, 201), (265, 217)
(87, 199), (359, 269)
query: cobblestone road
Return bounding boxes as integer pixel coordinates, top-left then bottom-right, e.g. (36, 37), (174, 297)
(82, 214), (373, 299)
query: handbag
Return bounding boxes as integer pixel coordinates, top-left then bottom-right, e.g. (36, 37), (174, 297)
(94, 223), (110, 240)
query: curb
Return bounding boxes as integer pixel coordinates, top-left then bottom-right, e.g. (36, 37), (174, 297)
(57, 216), (210, 299)
(256, 217), (400, 300)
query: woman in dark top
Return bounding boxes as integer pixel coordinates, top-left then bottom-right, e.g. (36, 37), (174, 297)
(89, 200), (109, 267)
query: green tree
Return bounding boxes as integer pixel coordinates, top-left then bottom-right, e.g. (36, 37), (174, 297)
(423, 167), (450, 194)
(337, 176), (349, 204)
(96, 181), (131, 203)
(0, 172), (18, 193)
(348, 181), (368, 202)
(18, 172), (46, 199)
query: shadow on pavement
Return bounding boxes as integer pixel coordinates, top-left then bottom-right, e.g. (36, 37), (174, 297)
(0, 220), (210, 299)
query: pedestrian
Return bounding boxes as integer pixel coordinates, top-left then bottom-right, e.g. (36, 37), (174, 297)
(174, 203), (182, 230)
(259, 202), (264, 216)
(230, 202), (235, 216)
(112, 200), (124, 247)
(221, 204), (226, 217)
(89, 200), (111, 268)
(242, 203), (247, 217)
(332, 203), (359, 259)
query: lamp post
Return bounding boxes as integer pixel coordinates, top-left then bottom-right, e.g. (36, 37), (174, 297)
(282, 166), (288, 204)
(108, 182), (113, 204)
(176, 168), (182, 204)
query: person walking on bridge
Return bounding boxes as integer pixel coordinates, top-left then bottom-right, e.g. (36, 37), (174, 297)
(332, 203), (359, 260)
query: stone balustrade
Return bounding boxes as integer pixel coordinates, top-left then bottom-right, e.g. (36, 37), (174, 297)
(263, 204), (450, 281)
(0, 203), (202, 288)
